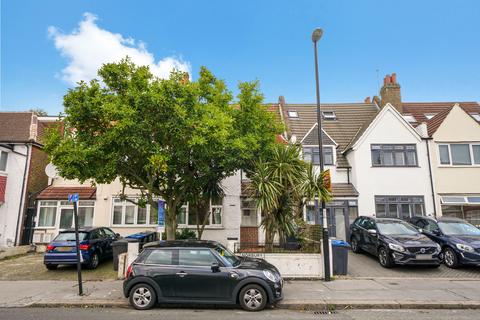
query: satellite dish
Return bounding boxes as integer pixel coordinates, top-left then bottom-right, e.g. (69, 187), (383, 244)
(45, 163), (59, 179)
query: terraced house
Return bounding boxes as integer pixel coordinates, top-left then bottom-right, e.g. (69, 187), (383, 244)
(28, 74), (480, 247)
(273, 73), (480, 240)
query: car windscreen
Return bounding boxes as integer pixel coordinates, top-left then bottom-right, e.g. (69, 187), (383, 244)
(54, 232), (87, 241)
(377, 221), (419, 235)
(438, 222), (480, 236)
(214, 244), (241, 267)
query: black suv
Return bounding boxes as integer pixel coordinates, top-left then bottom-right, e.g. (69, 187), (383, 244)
(408, 216), (480, 268)
(123, 240), (283, 311)
(350, 216), (441, 268)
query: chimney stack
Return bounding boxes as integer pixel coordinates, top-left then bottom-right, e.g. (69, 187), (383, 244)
(380, 73), (402, 113)
(278, 95), (286, 106)
(364, 96), (371, 104)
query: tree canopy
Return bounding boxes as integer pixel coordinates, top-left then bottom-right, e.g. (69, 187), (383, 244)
(45, 58), (281, 239)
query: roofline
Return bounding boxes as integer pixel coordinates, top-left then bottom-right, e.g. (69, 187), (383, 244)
(299, 122), (338, 146)
(344, 103), (423, 153)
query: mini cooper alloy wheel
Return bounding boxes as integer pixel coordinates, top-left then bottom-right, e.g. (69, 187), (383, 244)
(243, 288), (263, 310)
(133, 287), (152, 308)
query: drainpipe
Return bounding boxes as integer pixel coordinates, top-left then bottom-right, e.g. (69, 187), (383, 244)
(14, 143), (31, 246)
(425, 138), (437, 218)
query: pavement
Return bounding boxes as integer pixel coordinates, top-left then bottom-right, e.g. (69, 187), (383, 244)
(1, 278), (480, 310)
(346, 251), (480, 279)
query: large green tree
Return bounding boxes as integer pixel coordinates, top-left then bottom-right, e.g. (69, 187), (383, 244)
(45, 58), (280, 240)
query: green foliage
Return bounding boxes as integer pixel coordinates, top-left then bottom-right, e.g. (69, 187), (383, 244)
(44, 58), (280, 240)
(249, 144), (331, 245)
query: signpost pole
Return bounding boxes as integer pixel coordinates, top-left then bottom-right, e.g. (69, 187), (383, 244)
(70, 194), (83, 295)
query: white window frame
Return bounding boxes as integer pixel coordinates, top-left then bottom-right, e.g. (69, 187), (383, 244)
(36, 200), (95, 230)
(437, 143), (480, 167)
(470, 113), (480, 122)
(302, 145), (336, 166)
(111, 197), (159, 227)
(177, 200), (224, 228)
(36, 200), (58, 229)
(322, 111), (336, 120)
(287, 111), (299, 118)
(402, 114), (416, 123)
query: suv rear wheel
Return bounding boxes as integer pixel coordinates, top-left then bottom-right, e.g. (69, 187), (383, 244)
(239, 284), (267, 311)
(129, 283), (157, 310)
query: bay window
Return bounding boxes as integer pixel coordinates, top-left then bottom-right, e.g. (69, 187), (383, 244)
(37, 200), (94, 228)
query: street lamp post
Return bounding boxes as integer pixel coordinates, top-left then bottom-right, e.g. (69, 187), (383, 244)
(312, 28), (331, 281)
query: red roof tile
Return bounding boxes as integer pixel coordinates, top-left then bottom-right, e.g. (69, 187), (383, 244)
(37, 186), (96, 200)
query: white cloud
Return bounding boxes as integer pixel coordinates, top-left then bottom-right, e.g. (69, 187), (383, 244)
(48, 13), (191, 85)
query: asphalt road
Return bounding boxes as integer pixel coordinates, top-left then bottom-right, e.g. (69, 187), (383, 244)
(1, 308), (479, 320)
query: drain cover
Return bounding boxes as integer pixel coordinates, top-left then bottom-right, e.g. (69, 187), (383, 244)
(314, 310), (337, 315)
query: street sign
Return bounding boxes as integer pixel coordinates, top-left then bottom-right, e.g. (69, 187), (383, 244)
(158, 200), (165, 226)
(68, 193), (79, 202)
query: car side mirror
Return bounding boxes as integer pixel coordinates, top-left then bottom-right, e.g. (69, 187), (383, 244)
(432, 229), (441, 236)
(211, 262), (220, 272)
(367, 229), (377, 236)
(115, 233), (121, 239)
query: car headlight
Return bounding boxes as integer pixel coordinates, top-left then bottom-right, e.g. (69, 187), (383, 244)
(456, 243), (474, 253)
(435, 243), (441, 251)
(263, 270), (277, 282)
(388, 243), (405, 252)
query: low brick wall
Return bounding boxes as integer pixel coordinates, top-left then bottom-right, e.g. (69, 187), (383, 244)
(263, 253), (324, 278)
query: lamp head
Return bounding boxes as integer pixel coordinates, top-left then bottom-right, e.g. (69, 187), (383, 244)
(312, 28), (323, 43)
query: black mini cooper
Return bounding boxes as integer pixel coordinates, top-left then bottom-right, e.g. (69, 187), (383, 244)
(123, 240), (283, 311)
(350, 216), (441, 268)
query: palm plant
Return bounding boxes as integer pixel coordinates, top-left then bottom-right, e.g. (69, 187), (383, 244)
(249, 144), (307, 248)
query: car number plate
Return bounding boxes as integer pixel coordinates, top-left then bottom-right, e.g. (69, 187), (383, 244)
(56, 246), (74, 252)
(416, 254), (432, 260)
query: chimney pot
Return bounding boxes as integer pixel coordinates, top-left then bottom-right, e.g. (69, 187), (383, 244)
(391, 73), (397, 83)
(364, 96), (371, 103)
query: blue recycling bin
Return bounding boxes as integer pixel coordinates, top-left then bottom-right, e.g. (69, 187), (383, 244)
(332, 239), (350, 275)
(125, 231), (158, 249)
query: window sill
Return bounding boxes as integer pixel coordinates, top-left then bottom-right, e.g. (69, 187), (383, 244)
(178, 225), (224, 230)
(438, 165), (480, 168)
(111, 225), (158, 228)
(371, 165), (420, 168)
(34, 227), (57, 230)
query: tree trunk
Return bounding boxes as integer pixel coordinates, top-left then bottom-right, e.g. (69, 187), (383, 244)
(165, 200), (177, 240)
(265, 229), (274, 253)
(195, 198), (210, 240)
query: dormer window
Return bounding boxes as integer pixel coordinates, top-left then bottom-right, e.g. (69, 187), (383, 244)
(424, 113), (437, 120)
(288, 110), (298, 118)
(322, 111), (336, 120)
(470, 113), (480, 122)
(402, 114), (416, 123)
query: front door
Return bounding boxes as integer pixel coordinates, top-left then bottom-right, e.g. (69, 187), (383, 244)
(59, 208), (74, 229)
(174, 249), (233, 300)
(334, 208), (347, 241)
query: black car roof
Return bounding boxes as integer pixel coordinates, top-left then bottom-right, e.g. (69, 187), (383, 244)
(143, 240), (220, 249)
(410, 216), (466, 223)
(358, 216), (403, 223)
(59, 227), (99, 233)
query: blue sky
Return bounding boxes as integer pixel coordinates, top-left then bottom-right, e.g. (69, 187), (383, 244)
(1, 0), (479, 115)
